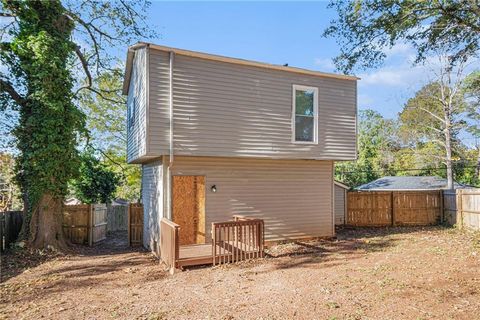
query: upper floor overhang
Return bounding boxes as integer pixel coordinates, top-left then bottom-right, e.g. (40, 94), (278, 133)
(122, 42), (360, 96)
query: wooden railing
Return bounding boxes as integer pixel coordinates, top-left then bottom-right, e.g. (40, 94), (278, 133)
(212, 217), (264, 266)
(160, 218), (180, 274)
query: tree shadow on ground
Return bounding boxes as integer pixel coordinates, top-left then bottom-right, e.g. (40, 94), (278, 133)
(259, 226), (449, 271)
(185, 226), (450, 272)
(6, 251), (163, 305)
(0, 247), (62, 283)
(0, 231), (146, 283)
(336, 225), (451, 240)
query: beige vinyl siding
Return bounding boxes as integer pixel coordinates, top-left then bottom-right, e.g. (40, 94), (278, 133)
(147, 49), (357, 161)
(334, 184), (346, 225)
(141, 159), (163, 254)
(170, 156), (334, 241)
(127, 48), (148, 163)
(148, 50), (170, 153)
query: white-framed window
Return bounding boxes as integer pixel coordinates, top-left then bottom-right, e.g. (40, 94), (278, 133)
(292, 85), (318, 143)
(128, 97), (136, 129)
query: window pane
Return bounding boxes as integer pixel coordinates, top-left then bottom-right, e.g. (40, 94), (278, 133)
(295, 89), (314, 116)
(295, 116), (314, 142)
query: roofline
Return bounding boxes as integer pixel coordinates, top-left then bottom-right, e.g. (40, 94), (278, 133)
(334, 180), (350, 189)
(122, 42), (359, 95)
(122, 42), (149, 95)
(354, 188), (457, 192)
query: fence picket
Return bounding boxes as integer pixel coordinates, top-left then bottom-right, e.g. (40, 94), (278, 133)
(347, 191), (442, 227)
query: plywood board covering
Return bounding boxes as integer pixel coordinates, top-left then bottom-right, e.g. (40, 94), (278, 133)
(172, 176), (206, 245)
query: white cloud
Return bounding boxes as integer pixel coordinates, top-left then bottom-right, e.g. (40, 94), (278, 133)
(359, 54), (478, 88)
(357, 93), (374, 107)
(382, 42), (414, 57)
(359, 65), (426, 87)
(313, 57), (336, 72)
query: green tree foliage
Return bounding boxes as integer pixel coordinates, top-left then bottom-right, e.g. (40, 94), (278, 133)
(101, 151), (141, 201)
(398, 58), (468, 189)
(0, 152), (22, 211)
(78, 69), (141, 201)
(325, 0), (480, 73)
(79, 69), (127, 153)
(0, 1), (85, 249)
(463, 70), (480, 181)
(464, 71), (480, 136)
(0, 0), (153, 249)
(335, 109), (398, 187)
(71, 150), (120, 204)
(338, 71), (479, 189)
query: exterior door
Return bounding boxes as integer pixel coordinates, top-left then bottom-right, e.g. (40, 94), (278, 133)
(172, 176), (206, 245)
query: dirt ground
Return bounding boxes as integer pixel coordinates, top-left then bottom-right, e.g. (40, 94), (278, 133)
(1, 227), (480, 320)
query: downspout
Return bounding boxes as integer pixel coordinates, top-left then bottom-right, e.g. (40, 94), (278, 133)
(167, 51), (175, 220)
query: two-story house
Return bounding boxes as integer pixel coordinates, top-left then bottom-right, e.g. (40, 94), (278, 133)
(123, 43), (357, 254)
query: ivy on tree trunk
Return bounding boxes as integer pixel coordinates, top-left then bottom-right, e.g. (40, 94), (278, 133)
(0, 0), (154, 250)
(2, 1), (85, 249)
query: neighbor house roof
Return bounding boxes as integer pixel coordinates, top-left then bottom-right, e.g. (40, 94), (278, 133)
(334, 180), (350, 189)
(356, 176), (468, 191)
(122, 42), (359, 95)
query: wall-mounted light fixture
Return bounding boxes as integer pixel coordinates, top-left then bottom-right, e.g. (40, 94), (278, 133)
(210, 185), (217, 193)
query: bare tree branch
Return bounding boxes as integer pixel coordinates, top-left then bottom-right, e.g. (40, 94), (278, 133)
(82, 87), (124, 104)
(0, 77), (26, 106)
(74, 46), (93, 94)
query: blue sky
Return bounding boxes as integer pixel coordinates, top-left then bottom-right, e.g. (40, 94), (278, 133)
(144, 1), (442, 120)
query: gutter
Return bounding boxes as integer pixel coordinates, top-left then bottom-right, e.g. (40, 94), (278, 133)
(167, 51), (175, 220)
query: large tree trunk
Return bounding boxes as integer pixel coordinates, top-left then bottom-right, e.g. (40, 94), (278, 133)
(29, 193), (67, 250)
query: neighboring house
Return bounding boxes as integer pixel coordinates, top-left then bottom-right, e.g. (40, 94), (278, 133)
(64, 197), (81, 205)
(356, 176), (469, 191)
(122, 43), (358, 253)
(334, 181), (349, 225)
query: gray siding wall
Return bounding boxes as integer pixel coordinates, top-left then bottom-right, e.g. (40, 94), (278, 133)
(127, 48), (148, 163)
(148, 50), (170, 153)
(141, 159), (163, 254)
(148, 49), (357, 160)
(334, 184), (346, 225)
(170, 156), (334, 241)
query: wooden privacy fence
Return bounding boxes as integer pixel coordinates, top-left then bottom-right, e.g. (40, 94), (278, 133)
(347, 191), (443, 227)
(107, 204), (128, 232)
(128, 203), (143, 246)
(63, 204), (107, 246)
(212, 216), (264, 266)
(0, 211), (23, 252)
(444, 189), (480, 231)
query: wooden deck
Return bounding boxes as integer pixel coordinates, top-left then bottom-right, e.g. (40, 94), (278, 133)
(160, 216), (264, 273)
(177, 241), (261, 268)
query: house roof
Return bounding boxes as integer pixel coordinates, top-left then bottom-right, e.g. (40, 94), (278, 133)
(356, 176), (468, 191)
(122, 42), (359, 95)
(334, 180), (350, 189)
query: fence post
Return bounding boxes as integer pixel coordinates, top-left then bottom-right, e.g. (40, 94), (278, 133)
(0, 212), (4, 252)
(439, 190), (444, 224)
(88, 204), (93, 246)
(212, 223), (216, 266)
(457, 189), (463, 229)
(390, 191), (395, 227)
(127, 204), (131, 246)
